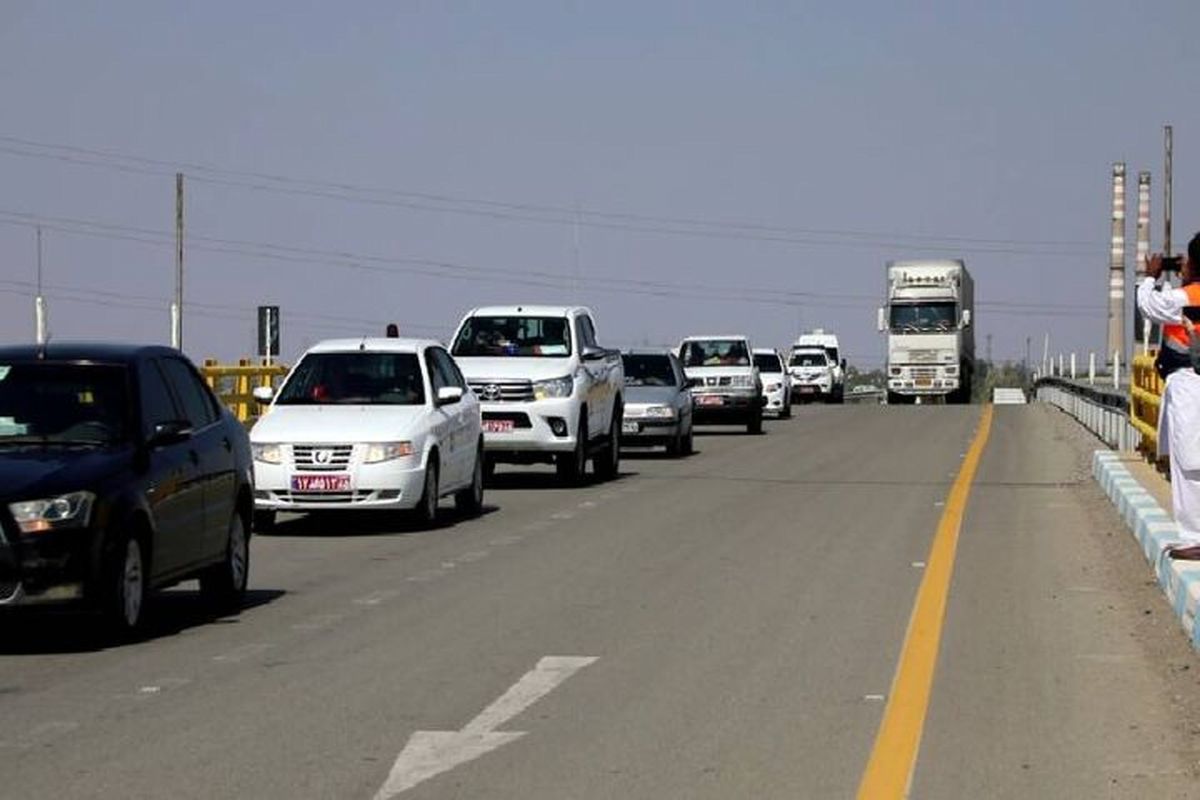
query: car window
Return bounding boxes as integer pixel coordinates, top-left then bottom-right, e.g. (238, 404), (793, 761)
(444, 352), (468, 389)
(576, 316), (598, 349)
(426, 349), (449, 393)
(431, 348), (464, 391)
(158, 358), (220, 429)
(276, 352), (426, 405)
(139, 360), (181, 436)
(753, 353), (784, 373)
(669, 354), (686, 386)
(622, 354), (676, 387)
(0, 362), (130, 445)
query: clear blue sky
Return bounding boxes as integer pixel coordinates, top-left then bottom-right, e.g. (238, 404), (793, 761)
(1, 0), (1197, 368)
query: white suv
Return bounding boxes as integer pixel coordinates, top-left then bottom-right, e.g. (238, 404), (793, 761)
(678, 335), (764, 434)
(788, 347), (834, 403)
(450, 306), (624, 485)
(249, 338), (484, 529)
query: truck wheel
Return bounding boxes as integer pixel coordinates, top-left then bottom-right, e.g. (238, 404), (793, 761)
(556, 417), (588, 486)
(747, 409), (763, 435)
(594, 406), (621, 481)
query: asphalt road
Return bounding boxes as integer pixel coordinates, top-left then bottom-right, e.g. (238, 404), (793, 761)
(1, 403), (1198, 799)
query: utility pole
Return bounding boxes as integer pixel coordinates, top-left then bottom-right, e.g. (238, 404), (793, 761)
(1042, 333), (1049, 375)
(172, 172), (184, 350)
(1165, 126), (1174, 259)
(571, 203), (581, 304)
(1024, 335), (1031, 381)
(985, 333), (992, 364)
(1106, 162), (1127, 366)
(34, 226), (46, 345)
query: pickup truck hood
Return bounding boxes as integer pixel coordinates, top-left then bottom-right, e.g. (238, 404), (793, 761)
(454, 356), (575, 382)
(251, 405), (427, 443)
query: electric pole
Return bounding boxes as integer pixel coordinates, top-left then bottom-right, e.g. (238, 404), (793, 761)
(172, 172), (184, 350)
(34, 226), (46, 345)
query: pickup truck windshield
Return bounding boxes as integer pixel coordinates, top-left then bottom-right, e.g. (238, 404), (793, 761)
(452, 317), (572, 358)
(623, 355), (676, 386)
(680, 340), (750, 368)
(752, 353), (783, 373)
(276, 353), (425, 405)
(0, 363), (128, 445)
(890, 302), (957, 333)
(789, 353), (827, 368)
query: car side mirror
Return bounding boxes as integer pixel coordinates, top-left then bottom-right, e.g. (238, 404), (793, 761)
(437, 386), (464, 406)
(253, 385), (275, 404)
(877, 308), (886, 332)
(961, 309), (972, 328)
(148, 419), (192, 447)
(841, 359), (847, 371)
(581, 345), (606, 362)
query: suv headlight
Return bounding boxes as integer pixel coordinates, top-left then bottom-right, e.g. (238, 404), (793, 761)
(644, 405), (676, 419)
(731, 374), (754, 388)
(252, 443), (284, 464)
(363, 442), (416, 463)
(10, 491), (95, 534)
(533, 375), (574, 400)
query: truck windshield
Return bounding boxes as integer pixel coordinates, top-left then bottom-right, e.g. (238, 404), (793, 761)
(452, 317), (572, 358)
(890, 303), (957, 333)
(277, 353), (425, 405)
(680, 340), (750, 368)
(789, 352), (826, 367)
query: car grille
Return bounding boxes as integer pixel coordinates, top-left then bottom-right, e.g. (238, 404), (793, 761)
(291, 444), (354, 472)
(469, 380), (535, 403)
(280, 490), (375, 504)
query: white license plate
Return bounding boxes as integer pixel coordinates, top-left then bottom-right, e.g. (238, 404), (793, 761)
(622, 421), (640, 434)
(482, 419), (515, 433)
(291, 474), (351, 492)
(797, 386), (816, 393)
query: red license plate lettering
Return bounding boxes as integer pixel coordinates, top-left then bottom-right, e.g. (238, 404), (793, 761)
(697, 395), (723, 406)
(483, 419), (515, 433)
(291, 474), (351, 492)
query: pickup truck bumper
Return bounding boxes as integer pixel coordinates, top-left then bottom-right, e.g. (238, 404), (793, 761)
(691, 391), (761, 423)
(479, 397), (582, 455)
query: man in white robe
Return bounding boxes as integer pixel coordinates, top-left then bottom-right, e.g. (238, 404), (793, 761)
(1138, 237), (1200, 559)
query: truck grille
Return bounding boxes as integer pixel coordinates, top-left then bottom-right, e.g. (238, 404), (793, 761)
(701, 376), (733, 387)
(292, 444), (354, 472)
(910, 367), (938, 380)
(469, 380), (535, 403)
(910, 350), (940, 363)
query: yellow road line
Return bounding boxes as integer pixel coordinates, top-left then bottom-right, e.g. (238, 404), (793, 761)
(856, 405), (994, 799)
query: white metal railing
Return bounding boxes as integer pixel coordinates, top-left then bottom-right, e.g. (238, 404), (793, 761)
(1036, 381), (1138, 451)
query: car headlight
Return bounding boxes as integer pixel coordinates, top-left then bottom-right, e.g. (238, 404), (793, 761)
(363, 442), (416, 463)
(731, 375), (754, 388)
(533, 375), (574, 400)
(252, 443), (284, 464)
(644, 405), (676, 419)
(766, 382), (781, 392)
(9, 491), (95, 534)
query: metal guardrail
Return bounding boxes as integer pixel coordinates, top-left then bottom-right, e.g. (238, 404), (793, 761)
(1130, 353), (1162, 455)
(1034, 375), (1138, 451)
(201, 359), (289, 423)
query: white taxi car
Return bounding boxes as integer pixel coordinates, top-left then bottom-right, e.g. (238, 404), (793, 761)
(249, 338), (483, 529)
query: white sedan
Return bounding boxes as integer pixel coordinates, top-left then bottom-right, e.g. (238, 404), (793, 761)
(249, 338), (484, 530)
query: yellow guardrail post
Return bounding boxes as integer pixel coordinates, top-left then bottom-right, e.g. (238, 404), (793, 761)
(1130, 352), (1162, 459)
(199, 359), (290, 424)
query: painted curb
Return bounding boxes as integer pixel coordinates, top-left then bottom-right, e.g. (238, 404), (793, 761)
(1092, 450), (1200, 649)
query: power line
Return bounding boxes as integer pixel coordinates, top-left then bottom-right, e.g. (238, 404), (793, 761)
(0, 134), (1103, 256)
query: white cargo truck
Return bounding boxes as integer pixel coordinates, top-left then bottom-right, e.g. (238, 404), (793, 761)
(878, 260), (975, 404)
(791, 330), (844, 403)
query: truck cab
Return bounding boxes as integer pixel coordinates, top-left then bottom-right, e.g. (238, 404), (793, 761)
(450, 306), (624, 485)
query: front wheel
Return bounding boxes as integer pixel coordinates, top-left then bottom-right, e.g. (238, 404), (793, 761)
(747, 409), (763, 435)
(455, 445), (485, 518)
(594, 407), (621, 481)
(413, 459), (440, 527)
(201, 512), (250, 611)
(105, 534), (148, 637)
(556, 417), (588, 486)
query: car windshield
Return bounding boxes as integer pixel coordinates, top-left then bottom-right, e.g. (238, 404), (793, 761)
(680, 340), (750, 368)
(753, 353), (783, 373)
(276, 352), (425, 405)
(790, 352), (827, 367)
(452, 316), (572, 357)
(890, 302), (957, 333)
(623, 355), (676, 387)
(0, 362), (128, 445)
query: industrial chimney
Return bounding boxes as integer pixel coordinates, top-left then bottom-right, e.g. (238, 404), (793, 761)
(1134, 171), (1152, 350)
(1107, 162), (1127, 364)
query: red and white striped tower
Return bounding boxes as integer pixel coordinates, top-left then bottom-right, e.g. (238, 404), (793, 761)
(1107, 163), (1127, 364)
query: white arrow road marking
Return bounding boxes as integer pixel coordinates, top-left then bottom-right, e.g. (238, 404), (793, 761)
(373, 655), (598, 798)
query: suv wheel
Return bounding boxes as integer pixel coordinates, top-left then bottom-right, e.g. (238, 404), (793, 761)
(747, 409), (763, 435)
(556, 417), (588, 486)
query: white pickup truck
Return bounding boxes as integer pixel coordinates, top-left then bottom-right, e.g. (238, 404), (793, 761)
(678, 335), (764, 434)
(450, 305), (624, 485)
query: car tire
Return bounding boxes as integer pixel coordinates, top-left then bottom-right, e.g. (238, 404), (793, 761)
(252, 510), (276, 534)
(414, 457), (440, 527)
(556, 416), (588, 486)
(666, 428), (683, 456)
(594, 406), (621, 481)
(682, 422), (695, 455)
(105, 533), (148, 637)
(482, 455), (497, 484)
(455, 444), (485, 518)
(781, 397), (792, 419)
(747, 409), (763, 435)
(201, 511), (250, 611)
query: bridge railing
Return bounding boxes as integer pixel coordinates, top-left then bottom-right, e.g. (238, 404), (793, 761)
(200, 359), (290, 423)
(1034, 375), (1138, 451)
(1130, 353), (1163, 456)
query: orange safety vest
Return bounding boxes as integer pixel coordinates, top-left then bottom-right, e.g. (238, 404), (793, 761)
(1162, 282), (1200, 352)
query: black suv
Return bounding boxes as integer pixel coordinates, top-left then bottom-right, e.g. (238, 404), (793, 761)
(0, 344), (254, 634)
